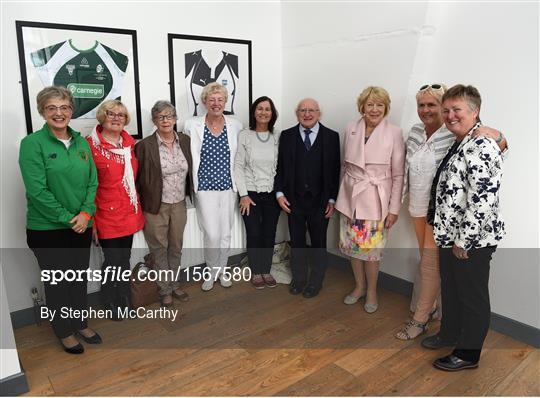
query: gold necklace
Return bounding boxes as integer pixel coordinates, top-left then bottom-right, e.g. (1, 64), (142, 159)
(206, 116), (223, 130)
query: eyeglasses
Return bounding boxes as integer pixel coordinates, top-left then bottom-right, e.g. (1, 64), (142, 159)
(297, 108), (320, 114)
(44, 105), (72, 114)
(156, 114), (176, 122)
(419, 84), (444, 92)
(106, 111), (127, 120)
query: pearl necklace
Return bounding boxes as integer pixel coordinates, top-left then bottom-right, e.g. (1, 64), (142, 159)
(255, 131), (271, 143)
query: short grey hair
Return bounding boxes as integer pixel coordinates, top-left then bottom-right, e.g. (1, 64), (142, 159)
(201, 82), (228, 104)
(295, 98), (322, 117)
(442, 84), (482, 112)
(36, 86), (74, 116)
(151, 100), (177, 120)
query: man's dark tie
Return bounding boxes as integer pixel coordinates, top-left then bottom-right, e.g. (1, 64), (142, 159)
(304, 129), (312, 150)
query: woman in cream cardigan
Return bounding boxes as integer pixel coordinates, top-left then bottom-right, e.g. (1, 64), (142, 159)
(234, 96), (281, 289)
(335, 86), (405, 313)
(183, 82), (242, 292)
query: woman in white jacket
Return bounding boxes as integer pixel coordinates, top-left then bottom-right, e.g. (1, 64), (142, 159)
(183, 82), (242, 291)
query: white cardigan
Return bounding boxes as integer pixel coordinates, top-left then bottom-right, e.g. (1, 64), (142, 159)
(183, 115), (243, 193)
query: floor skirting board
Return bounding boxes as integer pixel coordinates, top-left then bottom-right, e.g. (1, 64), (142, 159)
(329, 252), (540, 348)
(0, 365), (28, 396)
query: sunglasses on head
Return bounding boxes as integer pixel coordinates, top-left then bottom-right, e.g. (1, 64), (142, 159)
(419, 84), (443, 92)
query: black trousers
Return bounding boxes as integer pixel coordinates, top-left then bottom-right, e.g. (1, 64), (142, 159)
(99, 234), (133, 305)
(241, 191), (281, 275)
(439, 246), (495, 363)
(27, 228), (92, 339)
(287, 193), (329, 289)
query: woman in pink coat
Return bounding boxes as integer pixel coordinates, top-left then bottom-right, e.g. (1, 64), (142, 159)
(335, 86), (405, 313)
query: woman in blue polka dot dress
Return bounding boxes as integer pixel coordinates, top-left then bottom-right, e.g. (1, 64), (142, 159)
(183, 83), (243, 291)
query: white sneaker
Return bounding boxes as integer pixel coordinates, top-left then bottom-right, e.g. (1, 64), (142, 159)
(201, 279), (214, 292)
(219, 276), (232, 288)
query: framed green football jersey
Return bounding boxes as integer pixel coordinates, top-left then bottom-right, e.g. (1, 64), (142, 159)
(16, 20), (142, 138)
(31, 40), (128, 119)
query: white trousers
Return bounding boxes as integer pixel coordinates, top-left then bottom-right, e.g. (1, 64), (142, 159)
(195, 189), (237, 278)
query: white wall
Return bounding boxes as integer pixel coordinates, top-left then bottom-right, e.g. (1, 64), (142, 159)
(281, 1), (539, 328)
(281, 2), (428, 262)
(1, 2), (282, 312)
(416, 1), (539, 330)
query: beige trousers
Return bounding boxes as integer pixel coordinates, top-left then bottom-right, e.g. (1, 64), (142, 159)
(410, 216), (442, 323)
(143, 201), (187, 296)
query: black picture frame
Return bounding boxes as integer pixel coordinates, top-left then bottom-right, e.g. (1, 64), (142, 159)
(168, 33), (252, 128)
(16, 20), (143, 138)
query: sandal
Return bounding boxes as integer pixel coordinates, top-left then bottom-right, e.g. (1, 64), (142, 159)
(395, 319), (428, 340)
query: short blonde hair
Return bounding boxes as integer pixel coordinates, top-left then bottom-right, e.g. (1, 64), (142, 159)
(357, 86), (391, 116)
(36, 86), (74, 116)
(96, 100), (131, 125)
(415, 83), (448, 104)
(201, 82), (228, 104)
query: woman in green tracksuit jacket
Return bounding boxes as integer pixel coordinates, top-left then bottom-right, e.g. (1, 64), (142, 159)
(19, 86), (101, 355)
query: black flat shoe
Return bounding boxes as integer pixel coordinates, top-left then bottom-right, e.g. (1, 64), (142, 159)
(61, 341), (84, 354)
(77, 331), (102, 344)
(302, 285), (320, 298)
(289, 281), (305, 295)
(433, 354), (478, 371)
(421, 334), (457, 349)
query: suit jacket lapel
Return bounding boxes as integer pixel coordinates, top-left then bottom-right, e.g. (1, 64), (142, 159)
(345, 118), (367, 169)
(446, 133), (472, 171)
(364, 117), (390, 164)
(193, 116), (205, 149)
(149, 132), (161, 169)
(224, 115), (234, 148)
(290, 124), (299, 162)
(319, 123), (327, 158)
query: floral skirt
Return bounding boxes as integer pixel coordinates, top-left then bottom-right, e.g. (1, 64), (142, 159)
(339, 216), (387, 261)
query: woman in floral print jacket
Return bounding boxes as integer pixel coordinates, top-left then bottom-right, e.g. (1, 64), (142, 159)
(423, 84), (505, 372)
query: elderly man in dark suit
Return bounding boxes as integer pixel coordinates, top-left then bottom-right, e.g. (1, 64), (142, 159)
(275, 98), (341, 298)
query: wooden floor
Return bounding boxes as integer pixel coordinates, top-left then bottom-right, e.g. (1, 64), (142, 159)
(15, 266), (539, 396)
